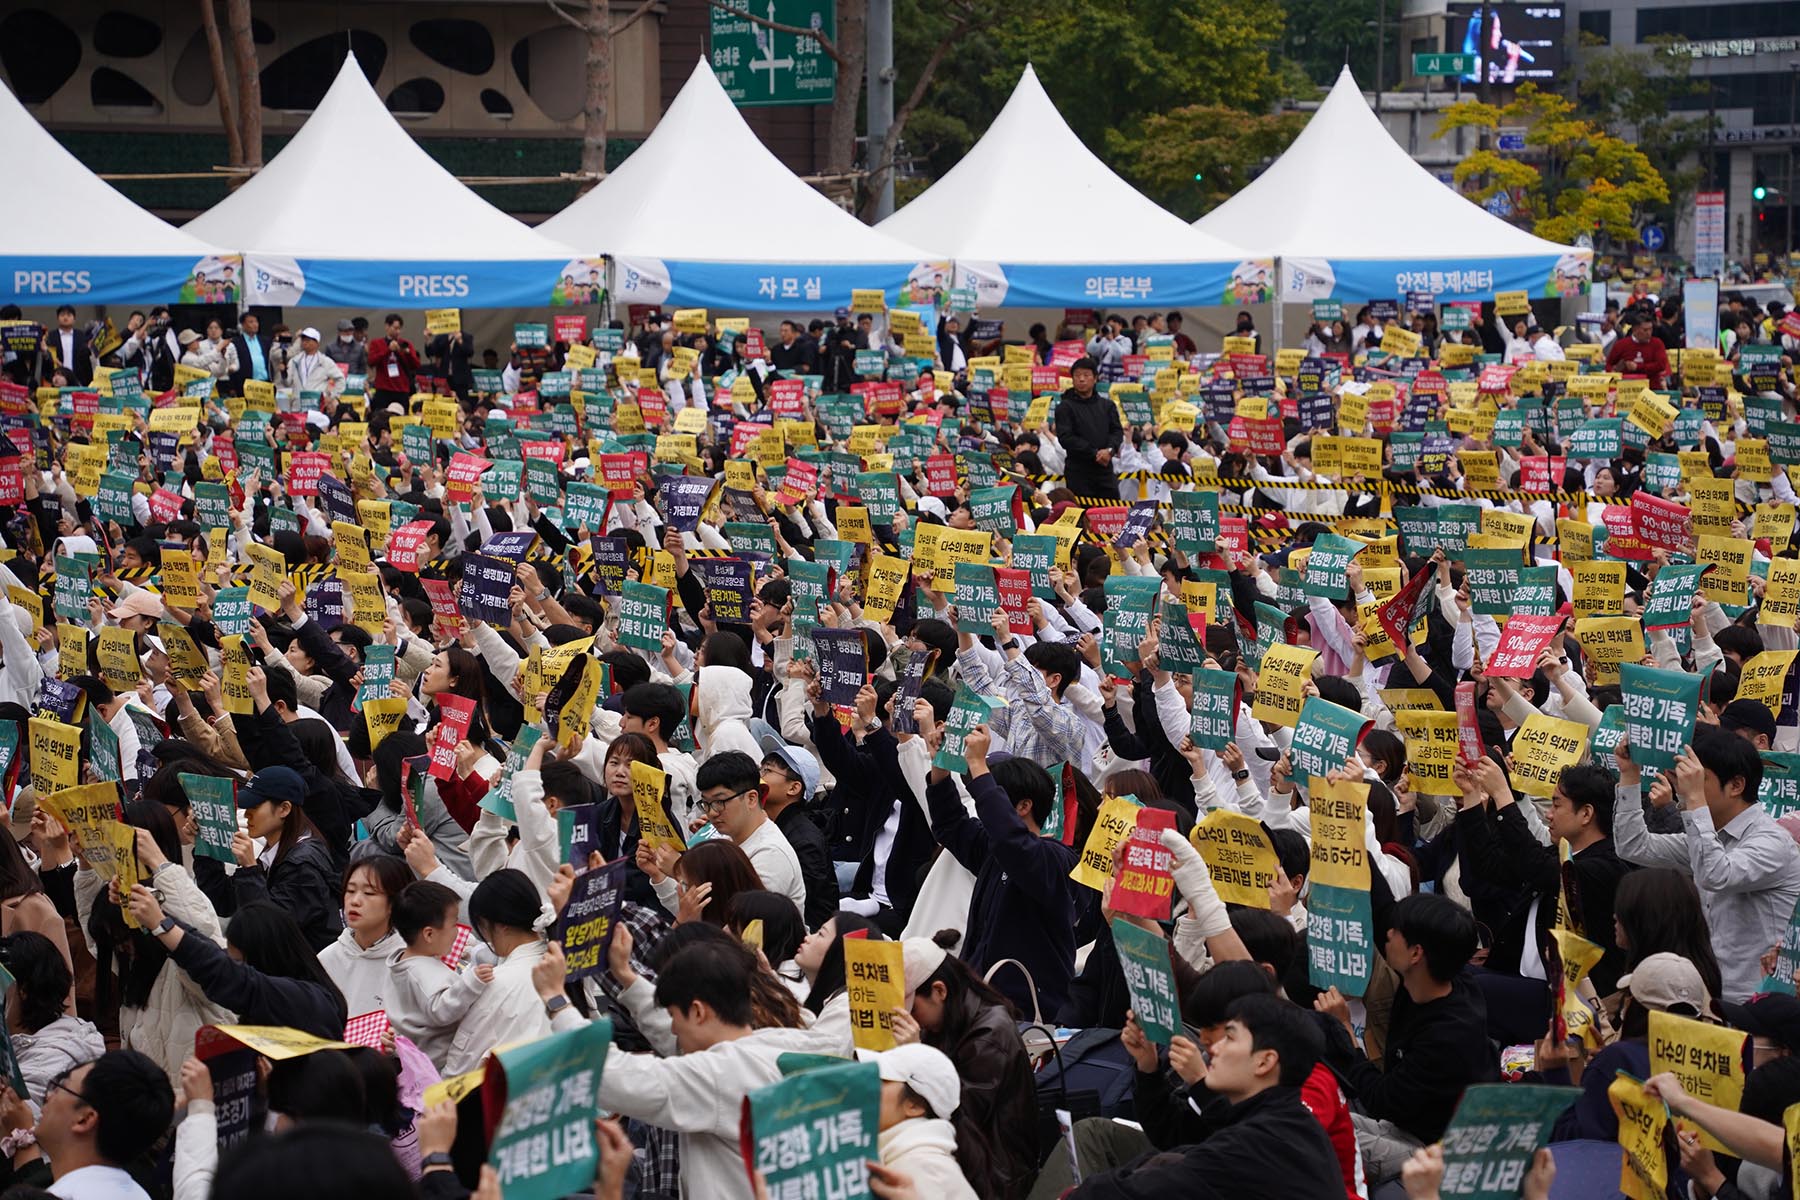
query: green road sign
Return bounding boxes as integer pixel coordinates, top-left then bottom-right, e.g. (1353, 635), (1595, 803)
(710, 0), (837, 108)
(1414, 52), (1478, 76)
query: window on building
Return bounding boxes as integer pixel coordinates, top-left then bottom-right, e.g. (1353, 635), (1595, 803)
(387, 77), (446, 116)
(411, 19), (495, 75)
(481, 88), (514, 118)
(261, 31), (387, 111)
(93, 11), (163, 58)
(1577, 9), (1610, 45)
(1636, 3), (1792, 42)
(0, 9), (81, 102)
(91, 66), (161, 111)
(1669, 71), (1800, 126)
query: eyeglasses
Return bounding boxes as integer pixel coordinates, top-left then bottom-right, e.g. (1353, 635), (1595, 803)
(45, 1068), (87, 1108)
(699, 787), (755, 816)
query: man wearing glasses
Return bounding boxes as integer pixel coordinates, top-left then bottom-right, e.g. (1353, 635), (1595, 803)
(677, 751), (807, 918)
(1, 1049), (172, 1198)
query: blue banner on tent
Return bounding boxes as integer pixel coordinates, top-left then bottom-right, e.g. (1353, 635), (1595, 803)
(240, 254), (592, 309)
(961, 260), (1258, 309)
(0, 255), (240, 307)
(1280, 252), (1591, 304)
(612, 256), (933, 312)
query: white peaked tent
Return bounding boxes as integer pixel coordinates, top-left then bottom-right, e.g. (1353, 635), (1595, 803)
(877, 64), (1261, 309)
(539, 60), (940, 311)
(186, 54), (582, 308)
(0, 80), (230, 306)
(1193, 66), (1591, 303)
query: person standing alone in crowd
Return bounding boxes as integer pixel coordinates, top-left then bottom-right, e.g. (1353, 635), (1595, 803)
(1054, 356), (1123, 500)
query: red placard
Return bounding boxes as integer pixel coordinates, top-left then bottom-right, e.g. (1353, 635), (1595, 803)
(444, 451), (492, 503)
(386, 520), (438, 573)
(1486, 613), (1564, 678)
(1372, 564), (1434, 651)
(1030, 365), (1061, 394)
(0, 383), (30, 414)
(511, 389), (540, 415)
(212, 434), (238, 474)
(0, 459), (21, 507)
(1245, 417), (1285, 457)
(1455, 681), (1485, 768)
(768, 379), (806, 419)
(638, 391), (666, 428)
(1111, 807), (1177, 920)
(1478, 364), (1517, 393)
(520, 439), (566, 465)
(553, 314), (589, 345)
(1598, 504), (1652, 561)
(1120, 354), (1148, 379)
(285, 451), (329, 497)
(780, 457), (819, 504)
(866, 382), (904, 418)
(1630, 492), (1693, 554)
(742, 327), (766, 360)
(994, 567), (1033, 637)
(421, 576), (463, 640)
(428, 693), (478, 781)
(923, 453), (957, 497)
(1084, 506), (1129, 540)
(148, 487), (186, 525)
(597, 453), (642, 497)
(1517, 455), (1567, 493)
(1051, 340), (1087, 368)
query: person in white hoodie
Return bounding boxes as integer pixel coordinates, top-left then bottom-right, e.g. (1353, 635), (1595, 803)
(316, 854), (410, 1018)
(386, 879), (492, 1071)
(858, 1043), (981, 1200)
(694, 663), (764, 763)
(3, 930), (105, 1110)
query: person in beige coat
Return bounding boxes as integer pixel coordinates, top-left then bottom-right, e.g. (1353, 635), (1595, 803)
(862, 1043), (981, 1200)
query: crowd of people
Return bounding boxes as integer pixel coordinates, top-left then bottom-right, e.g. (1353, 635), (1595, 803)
(0, 279), (1790, 1200)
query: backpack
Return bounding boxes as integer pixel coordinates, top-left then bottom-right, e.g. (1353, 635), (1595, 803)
(1030, 1026), (1138, 1159)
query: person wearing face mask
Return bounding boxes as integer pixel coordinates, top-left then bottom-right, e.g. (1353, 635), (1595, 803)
(323, 318), (367, 375)
(1231, 310), (1261, 354)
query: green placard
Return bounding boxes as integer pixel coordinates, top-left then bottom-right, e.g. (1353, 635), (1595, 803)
(709, 0), (837, 108)
(1112, 918), (1180, 1045)
(1437, 1085), (1578, 1199)
(1619, 663), (1703, 771)
(1308, 882), (1374, 994)
(1464, 546), (1522, 615)
(952, 563), (1003, 636)
(745, 1061), (879, 1196)
(487, 1018), (613, 1200)
(1301, 533), (1365, 599)
(1642, 562), (1710, 630)
(615, 581), (669, 653)
(934, 684), (1000, 774)
(1168, 489), (1220, 554)
(182, 773), (239, 863)
(1102, 575), (1162, 678)
(1188, 667), (1240, 751)
(1289, 697), (1372, 782)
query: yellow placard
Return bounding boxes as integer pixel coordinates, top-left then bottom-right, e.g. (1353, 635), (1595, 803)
(219, 634), (253, 715)
(1459, 450), (1500, 491)
(1495, 290), (1531, 316)
(333, 521), (372, 575)
(671, 308), (708, 335)
(159, 550), (200, 610)
(1251, 644), (1318, 728)
(556, 656), (603, 754)
(358, 500), (392, 547)
(424, 309), (461, 335)
(1220, 335), (1256, 356)
(1626, 388), (1678, 438)
(564, 343), (596, 372)
(1574, 616), (1645, 681)
(1738, 439), (1772, 482)
(1307, 775), (1370, 890)
(1649, 1009), (1747, 1154)
(843, 937), (906, 1052)
(1556, 519), (1597, 564)
(1609, 1072), (1669, 1200)
(1379, 324), (1421, 358)
(631, 759), (686, 851)
(1571, 561), (1625, 618)
(913, 525), (992, 592)
(1378, 687), (1444, 713)
(1762, 559), (1800, 629)
(1552, 926), (1607, 1049)
(1738, 650), (1798, 716)
(56, 623), (87, 682)
(95, 624), (140, 691)
(28, 718), (82, 794)
(158, 622), (208, 687)
(1070, 795), (1140, 893)
(245, 542), (287, 613)
(1508, 713), (1590, 798)
(888, 310), (922, 337)
(673, 406), (707, 435)
(1394, 709), (1461, 796)
(862, 553), (910, 625)
(836, 506), (871, 546)
(850, 288), (887, 313)
(340, 568), (384, 635)
(1756, 503), (1796, 554)
(1190, 809), (1278, 909)
(1696, 535), (1752, 604)
(362, 696), (408, 751)
(210, 1025), (353, 1060)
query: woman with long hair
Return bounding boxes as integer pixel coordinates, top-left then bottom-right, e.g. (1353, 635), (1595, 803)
(126, 891), (348, 1041)
(894, 935), (1036, 1200)
(791, 912), (883, 1054)
(724, 890), (806, 998)
(0, 823), (72, 1002)
(641, 839), (763, 927)
(82, 799), (230, 1088)
(317, 854), (411, 1017)
(1, 930), (103, 1105)
(1613, 867), (1723, 1013)
(600, 732), (670, 907)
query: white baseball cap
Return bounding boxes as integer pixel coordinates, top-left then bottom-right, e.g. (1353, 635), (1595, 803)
(298, 327), (321, 341)
(854, 1043), (961, 1119)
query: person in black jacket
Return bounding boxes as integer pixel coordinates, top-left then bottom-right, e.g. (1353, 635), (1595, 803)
(1457, 759), (1632, 1044)
(922, 721), (1077, 1018)
(1314, 892), (1498, 1185)
(126, 890), (348, 1041)
(1066, 994), (1346, 1199)
(205, 753), (343, 952)
(1053, 357), (1123, 499)
(227, 311), (273, 395)
(756, 731), (838, 930)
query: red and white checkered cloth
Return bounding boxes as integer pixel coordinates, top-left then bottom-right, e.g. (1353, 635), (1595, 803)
(440, 924), (474, 972)
(343, 1010), (391, 1049)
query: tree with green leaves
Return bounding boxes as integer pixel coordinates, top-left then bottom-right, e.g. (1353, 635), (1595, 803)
(1105, 106), (1308, 221)
(1573, 41), (1710, 236)
(1436, 83), (1671, 246)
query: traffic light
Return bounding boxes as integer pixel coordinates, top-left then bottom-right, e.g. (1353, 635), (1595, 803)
(1754, 185), (1768, 201)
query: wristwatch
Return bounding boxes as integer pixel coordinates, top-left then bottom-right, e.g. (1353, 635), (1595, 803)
(156, 915), (177, 935)
(1232, 770), (1251, 782)
(421, 1152), (454, 1172)
(543, 994), (572, 1019)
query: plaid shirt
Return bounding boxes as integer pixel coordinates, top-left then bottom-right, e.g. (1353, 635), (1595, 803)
(955, 644), (1087, 768)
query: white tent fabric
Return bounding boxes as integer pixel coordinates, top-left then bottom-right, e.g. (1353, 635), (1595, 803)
(0, 79), (230, 306)
(539, 60), (942, 311)
(1193, 66), (1591, 302)
(185, 54), (583, 308)
(876, 64), (1263, 308)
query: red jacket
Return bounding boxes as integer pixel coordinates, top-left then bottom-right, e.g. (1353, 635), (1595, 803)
(1300, 1062), (1366, 1199)
(1605, 334), (1669, 389)
(368, 336), (419, 394)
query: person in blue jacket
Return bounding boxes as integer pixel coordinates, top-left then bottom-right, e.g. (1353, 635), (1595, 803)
(921, 719), (1077, 1019)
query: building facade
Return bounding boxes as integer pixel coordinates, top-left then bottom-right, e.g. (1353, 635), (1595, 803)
(0, 0), (835, 222)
